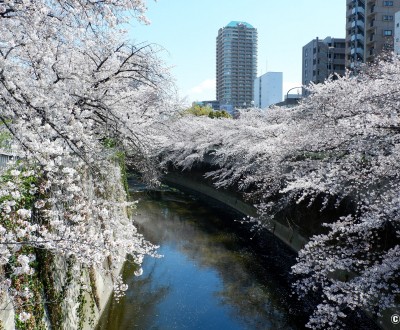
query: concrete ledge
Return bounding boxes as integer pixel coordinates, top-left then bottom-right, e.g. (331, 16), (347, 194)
(163, 172), (308, 252)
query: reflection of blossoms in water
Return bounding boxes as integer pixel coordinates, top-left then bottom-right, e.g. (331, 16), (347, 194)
(114, 275), (129, 301)
(134, 267), (143, 276)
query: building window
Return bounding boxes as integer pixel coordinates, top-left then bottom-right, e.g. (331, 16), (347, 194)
(383, 15), (393, 21)
(384, 30), (393, 36)
(383, 1), (393, 5)
(384, 43), (393, 50)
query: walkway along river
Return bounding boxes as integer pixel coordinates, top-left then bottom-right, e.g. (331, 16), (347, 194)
(96, 183), (379, 330)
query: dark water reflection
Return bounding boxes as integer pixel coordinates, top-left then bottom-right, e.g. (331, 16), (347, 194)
(96, 190), (304, 330)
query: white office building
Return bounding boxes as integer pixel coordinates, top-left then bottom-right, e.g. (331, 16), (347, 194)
(254, 72), (283, 109)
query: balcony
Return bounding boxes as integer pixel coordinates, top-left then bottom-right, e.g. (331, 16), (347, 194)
(352, 6), (365, 15)
(351, 47), (364, 56)
(351, 33), (364, 42)
(351, 20), (365, 30)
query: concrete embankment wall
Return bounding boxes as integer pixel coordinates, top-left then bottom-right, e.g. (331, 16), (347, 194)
(59, 259), (124, 330)
(163, 172), (308, 252)
(0, 163), (127, 330)
(164, 171), (399, 330)
(0, 260), (124, 330)
(0, 239), (124, 330)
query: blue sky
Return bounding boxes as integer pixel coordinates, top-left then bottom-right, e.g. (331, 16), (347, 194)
(128, 0), (346, 104)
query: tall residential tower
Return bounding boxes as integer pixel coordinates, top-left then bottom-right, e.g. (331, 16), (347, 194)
(346, 0), (400, 68)
(216, 21), (257, 112)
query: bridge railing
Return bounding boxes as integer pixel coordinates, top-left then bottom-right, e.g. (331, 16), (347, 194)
(0, 150), (17, 169)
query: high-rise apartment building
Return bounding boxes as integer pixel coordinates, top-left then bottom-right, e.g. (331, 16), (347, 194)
(254, 72), (283, 108)
(346, 0), (400, 68)
(302, 37), (346, 86)
(394, 10), (400, 54)
(216, 21), (257, 112)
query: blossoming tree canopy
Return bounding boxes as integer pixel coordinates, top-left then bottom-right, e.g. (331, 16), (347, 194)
(3, 0), (400, 328)
(0, 0), (171, 325)
(153, 58), (400, 328)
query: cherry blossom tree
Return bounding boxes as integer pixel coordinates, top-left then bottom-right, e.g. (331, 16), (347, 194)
(0, 0), (176, 324)
(155, 57), (400, 329)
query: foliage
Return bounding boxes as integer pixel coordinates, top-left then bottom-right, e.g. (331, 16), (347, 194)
(153, 57), (400, 329)
(183, 104), (231, 119)
(208, 110), (231, 119)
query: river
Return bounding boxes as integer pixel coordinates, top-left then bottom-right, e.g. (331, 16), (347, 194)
(96, 187), (308, 330)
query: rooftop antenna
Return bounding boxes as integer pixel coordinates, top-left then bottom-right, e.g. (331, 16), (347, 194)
(265, 58), (268, 74)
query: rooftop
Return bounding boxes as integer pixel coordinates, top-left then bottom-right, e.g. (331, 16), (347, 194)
(226, 21), (254, 29)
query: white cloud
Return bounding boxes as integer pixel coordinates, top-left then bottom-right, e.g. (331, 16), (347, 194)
(182, 79), (216, 103)
(188, 79), (216, 95)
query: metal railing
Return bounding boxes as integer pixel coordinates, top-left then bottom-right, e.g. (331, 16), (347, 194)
(0, 151), (17, 169)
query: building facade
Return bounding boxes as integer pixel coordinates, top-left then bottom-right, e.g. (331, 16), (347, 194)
(395, 10), (400, 54)
(346, 0), (400, 67)
(302, 37), (346, 87)
(216, 21), (258, 112)
(254, 72), (282, 108)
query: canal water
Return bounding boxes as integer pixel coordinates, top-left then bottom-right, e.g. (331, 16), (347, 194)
(96, 187), (307, 330)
